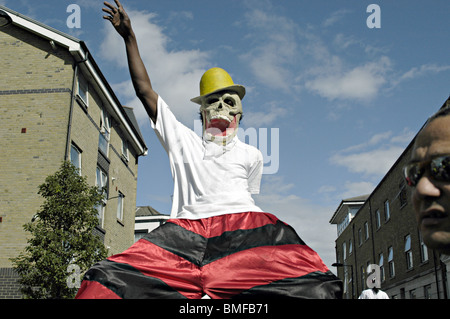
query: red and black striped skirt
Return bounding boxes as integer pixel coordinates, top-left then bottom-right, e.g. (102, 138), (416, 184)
(75, 212), (342, 299)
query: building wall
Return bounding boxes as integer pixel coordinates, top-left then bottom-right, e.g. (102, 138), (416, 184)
(0, 23), (141, 266)
(0, 268), (21, 299)
(69, 80), (140, 255)
(0, 25), (73, 267)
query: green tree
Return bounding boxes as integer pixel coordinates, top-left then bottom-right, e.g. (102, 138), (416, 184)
(11, 161), (108, 299)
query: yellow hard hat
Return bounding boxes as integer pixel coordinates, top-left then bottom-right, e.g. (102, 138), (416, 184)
(190, 67), (246, 104)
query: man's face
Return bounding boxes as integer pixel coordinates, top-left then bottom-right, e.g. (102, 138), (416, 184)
(200, 91), (243, 139)
(410, 116), (450, 254)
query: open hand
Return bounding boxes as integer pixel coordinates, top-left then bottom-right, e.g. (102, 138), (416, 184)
(102, 0), (133, 39)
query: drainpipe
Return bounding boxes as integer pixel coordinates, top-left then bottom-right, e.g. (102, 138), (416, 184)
(351, 223), (359, 297)
(432, 250), (441, 299)
(441, 259), (448, 299)
(65, 52), (88, 161)
(368, 198), (376, 263)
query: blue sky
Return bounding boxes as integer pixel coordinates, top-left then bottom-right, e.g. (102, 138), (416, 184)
(3, 0), (449, 270)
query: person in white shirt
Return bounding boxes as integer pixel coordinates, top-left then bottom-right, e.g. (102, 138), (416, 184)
(76, 0), (342, 299)
(359, 287), (389, 299)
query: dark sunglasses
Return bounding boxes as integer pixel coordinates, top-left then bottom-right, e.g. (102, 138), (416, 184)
(403, 155), (450, 187)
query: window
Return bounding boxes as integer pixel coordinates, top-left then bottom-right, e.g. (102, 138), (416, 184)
(375, 209), (381, 229)
(384, 200), (390, 222)
(364, 222), (369, 240)
(388, 246), (395, 278)
(94, 203), (105, 228)
(399, 181), (408, 207)
(424, 285), (432, 299)
(122, 137), (129, 162)
(400, 288), (405, 299)
(95, 167), (108, 227)
(419, 232), (429, 262)
(358, 228), (362, 245)
(409, 289), (416, 299)
(337, 213), (351, 236)
(70, 143), (81, 174)
(77, 74), (88, 106)
(378, 253), (385, 282)
(349, 239), (353, 255)
(99, 109), (111, 156)
(96, 167), (108, 200)
(342, 242), (347, 261)
(343, 268), (348, 294)
(360, 265), (365, 290)
(117, 192), (124, 221)
(405, 234), (413, 270)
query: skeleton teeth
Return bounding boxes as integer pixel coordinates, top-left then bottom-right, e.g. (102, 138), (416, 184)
(211, 115), (231, 122)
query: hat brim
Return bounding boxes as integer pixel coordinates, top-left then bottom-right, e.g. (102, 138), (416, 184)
(190, 85), (246, 105)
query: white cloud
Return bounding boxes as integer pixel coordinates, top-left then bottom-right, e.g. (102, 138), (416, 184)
(305, 56), (392, 101)
(333, 33), (358, 50)
(99, 9), (210, 128)
(331, 144), (404, 177)
(322, 9), (352, 27)
(339, 181), (375, 200)
(240, 7), (299, 92)
(392, 63), (450, 87)
(339, 131), (393, 154)
(330, 129), (414, 178)
(243, 101), (288, 128)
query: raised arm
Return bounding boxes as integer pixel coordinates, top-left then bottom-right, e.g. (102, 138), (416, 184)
(103, 0), (158, 123)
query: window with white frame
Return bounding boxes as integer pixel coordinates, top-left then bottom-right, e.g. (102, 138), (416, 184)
(405, 234), (413, 270)
(364, 222), (369, 240)
(121, 137), (129, 162)
(95, 167), (108, 227)
(342, 242), (347, 261)
(375, 209), (381, 229)
(70, 143), (82, 175)
(94, 203), (105, 228)
(360, 265), (365, 290)
(99, 108), (111, 156)
(379, 253), (385, 282)
(388, 246), (395, 278)
(384, 200), (390, 222)
(117, 191), (124, 221)
(343, 268), (348, 294)
(77, 73), (88, 106)
(337, 213), (351, 236)
(419, 232), (429, 262)
(399, 181), (408, 207)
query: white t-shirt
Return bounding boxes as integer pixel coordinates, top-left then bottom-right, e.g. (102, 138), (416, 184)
(358, 289), (389, 299)
(151, 96), (264, 219)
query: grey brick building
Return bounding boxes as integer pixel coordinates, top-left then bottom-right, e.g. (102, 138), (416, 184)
(0, 6), (148, 298)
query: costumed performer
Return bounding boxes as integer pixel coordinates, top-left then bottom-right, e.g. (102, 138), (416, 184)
(75, 0), (342, 299)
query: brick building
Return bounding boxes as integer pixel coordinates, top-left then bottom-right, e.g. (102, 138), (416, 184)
(0, 6), (148, 298)
(330, 97), (450, 299)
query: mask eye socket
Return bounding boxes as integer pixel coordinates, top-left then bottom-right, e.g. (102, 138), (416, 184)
(206, 98), (219, 105)
(224, 98), (235, 107)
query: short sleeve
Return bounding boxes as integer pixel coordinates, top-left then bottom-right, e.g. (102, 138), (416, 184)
(247, 150), (263, 194)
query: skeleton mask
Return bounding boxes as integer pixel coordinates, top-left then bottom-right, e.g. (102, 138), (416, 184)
(200, 91), (243, 145)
